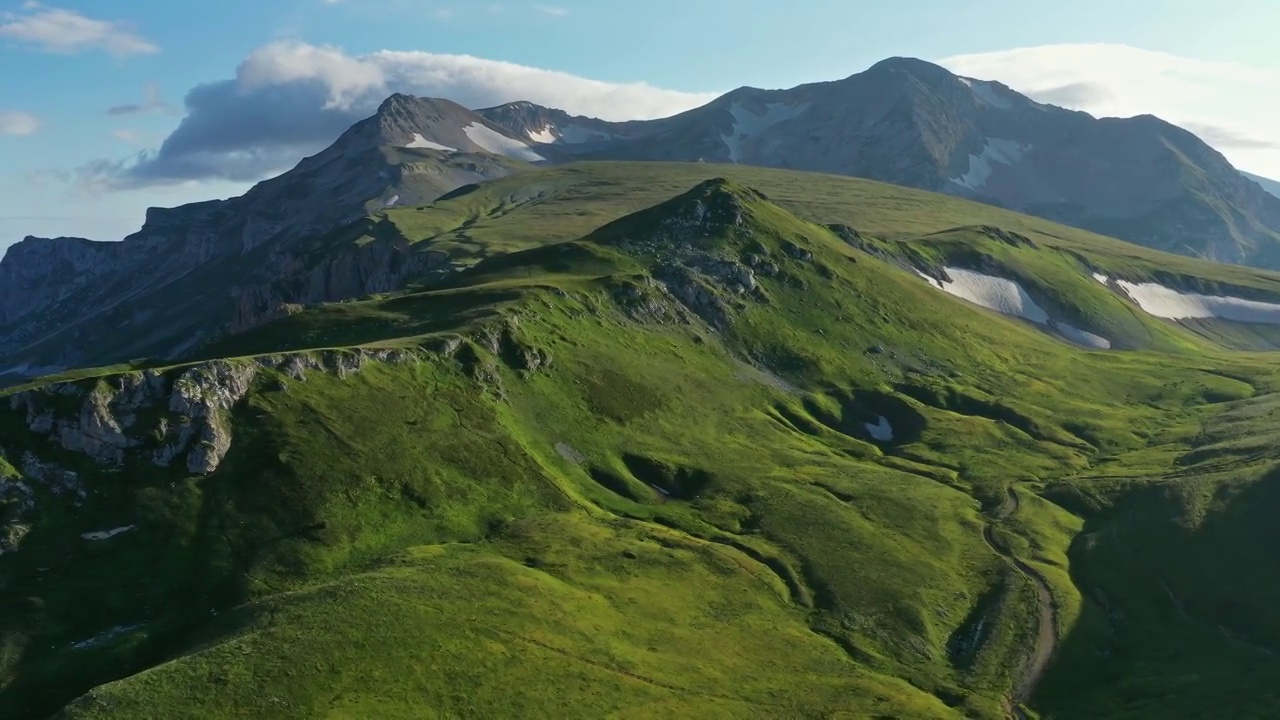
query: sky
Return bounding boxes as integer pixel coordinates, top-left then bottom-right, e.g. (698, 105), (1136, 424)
(2, 0), (1280, 253)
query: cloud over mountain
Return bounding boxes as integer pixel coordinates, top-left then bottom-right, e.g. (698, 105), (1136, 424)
(84, 40), (717, 189)
(940, 43), (1280, 175)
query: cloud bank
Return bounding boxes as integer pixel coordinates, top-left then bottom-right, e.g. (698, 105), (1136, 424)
(0, 3), (158, 56)
(940, 43), (1280, 175)
(85, 41), (717, 189)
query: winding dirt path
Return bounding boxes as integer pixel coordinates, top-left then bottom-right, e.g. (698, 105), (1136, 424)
(983, 487), (1057, 720)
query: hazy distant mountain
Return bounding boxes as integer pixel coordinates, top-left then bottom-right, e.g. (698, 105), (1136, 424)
(7, 57), (1280, 380)
(1244, 171), (1280, 200)
(480, 58), (1280, 269)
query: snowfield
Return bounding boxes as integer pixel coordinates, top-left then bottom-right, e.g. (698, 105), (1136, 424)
(1115, 280), (1280, 323)
(462, 123), (545, 162)
(932, 267), (1049, 323)
(527, 125), (557, 144)
(82, 525), (136, 541)
(720, 102), (808, 163)
(951, 138), (1026, 191)
(959, 77), (1013, 109)
(405, 133), (457, 152)
(918, 266), (1111, 348)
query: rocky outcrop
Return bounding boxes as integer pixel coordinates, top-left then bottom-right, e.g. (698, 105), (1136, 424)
(229, 228), (452, 334)
(7, 348), (423, 476)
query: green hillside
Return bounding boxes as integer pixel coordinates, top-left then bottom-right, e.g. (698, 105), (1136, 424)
(4, 167), (1280, 719)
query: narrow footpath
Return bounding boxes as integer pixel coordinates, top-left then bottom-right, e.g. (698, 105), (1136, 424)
(983, 487), (1057, 720)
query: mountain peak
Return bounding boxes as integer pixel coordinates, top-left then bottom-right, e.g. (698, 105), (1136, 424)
(862, 56), (956, 83)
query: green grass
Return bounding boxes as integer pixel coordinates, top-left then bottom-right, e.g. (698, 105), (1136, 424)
(5, 166), (1280, 718)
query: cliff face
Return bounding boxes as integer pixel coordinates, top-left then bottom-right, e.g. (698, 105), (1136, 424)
(0, 96), (531, 378)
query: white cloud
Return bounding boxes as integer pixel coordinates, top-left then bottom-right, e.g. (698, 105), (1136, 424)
(82, 40), (718, 188)
(534, 4), (569, 15)
(0, 111), (40, 135)
(0, 3), (158, 56)
(939, 44), (1280, 177)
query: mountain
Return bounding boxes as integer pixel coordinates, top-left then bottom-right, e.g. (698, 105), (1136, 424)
(7, 57), (1280, 383)
(0, 94), (546, 380)
(479, 57), (1280, 269)
(7, 165), (1280, 719)
(1245, 171), (1280, 199)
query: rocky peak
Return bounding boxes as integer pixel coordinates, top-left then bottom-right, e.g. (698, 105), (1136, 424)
(862, 56), (960, 86)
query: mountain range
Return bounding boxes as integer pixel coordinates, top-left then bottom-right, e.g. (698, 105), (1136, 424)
(2, 56), (1280, 378)
(7, 56), (1280, 720)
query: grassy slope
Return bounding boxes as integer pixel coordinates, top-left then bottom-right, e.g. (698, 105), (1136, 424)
(2, 169), (1280, 718)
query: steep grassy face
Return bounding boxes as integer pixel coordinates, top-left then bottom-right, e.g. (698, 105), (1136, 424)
(4, 174), (1280, 719)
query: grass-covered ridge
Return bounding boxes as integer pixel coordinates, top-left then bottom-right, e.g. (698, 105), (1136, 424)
(3, 168), (1280, 718)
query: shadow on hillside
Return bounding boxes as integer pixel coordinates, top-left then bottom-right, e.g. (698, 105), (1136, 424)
(1034, 470), (1280, 717)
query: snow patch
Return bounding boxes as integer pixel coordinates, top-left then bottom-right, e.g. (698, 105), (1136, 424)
(951, 138), (1026, 190)
(81, 525), (136, 541)
(1115, 281), (1280, 323)
(405, 133), (456, 152)
(865, 416), (894, 442)
(1052, 321), (1112, 349)
(933, 267), (1049, 324)
(462, 123), (545, 162)
(527, 125), (557, 144)
(383, 195), (400, 208)
(1092, 273), (1110, 285)
(918, 266), (1112, 349)
(720, 102), (808, 163)
(960, 77), (1013, 109)
(71, 623), (143, 650)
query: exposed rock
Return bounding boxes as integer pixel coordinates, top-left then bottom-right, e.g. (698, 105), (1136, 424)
(58, 385), (136, 464)
(425, 336), (464, 358)
(555, 442), (586, 465)
(654, 264), (732, 329)
(469, 319), (553, 376)
(782, 240), (814, 262)
(21, 452), (85, 502)
(10, 349), (423, 476)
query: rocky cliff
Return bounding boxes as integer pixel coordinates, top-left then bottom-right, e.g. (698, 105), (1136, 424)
(0, 96), (534, 379)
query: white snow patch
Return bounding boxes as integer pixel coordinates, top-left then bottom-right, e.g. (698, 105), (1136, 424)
(1092, 273), (1110, 285)
(933, 267), (1049, 324)
(462, 123), (545, 161)
(918, 266), (1112, 349)
(960, 77), (1013, 109)
(383, 195), (400, 208)
(951, 138), (1026, 190)
(720, 102), (808, 163)
(81, 525), (136, 541)
(527, 125), (557, 144)
(865, 416), (894, 442)
(1115, 281), (1280, 323)
(1052, 321), (1112, 349)
(405, 133), (457, 152)
(71, 623), (143, 650)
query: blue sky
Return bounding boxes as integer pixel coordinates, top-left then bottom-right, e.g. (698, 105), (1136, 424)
(3, 0), (1280, 251)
